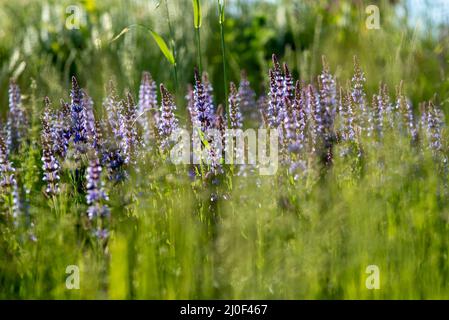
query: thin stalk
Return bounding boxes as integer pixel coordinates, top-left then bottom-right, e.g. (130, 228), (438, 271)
(218, 0), (229, 127)
(195, 28), (203, 73)
(164, 0), (178, 92)
(310, 14), (322, 82)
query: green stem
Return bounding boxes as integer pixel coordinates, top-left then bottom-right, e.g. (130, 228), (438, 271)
(173, 61), (178, 92)
(165, 0), (178, 92)
(195, 27), (203, 73)
(219, 9), (229, 127)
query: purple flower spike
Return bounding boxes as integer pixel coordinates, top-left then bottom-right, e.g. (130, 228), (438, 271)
(158, 84), (179, 151)
(194, 68), (214, 133)
(41, 97), (60, 196)
(6, 80), (28, 152)
(238, 70), (257, 119)
(202, 72), (215, 112)
(70, 76), (88, 158)
(267, 54), (285, 128)
(351, 56), (370, 134)
(86, 153), (108, 207)
(119, 93), (139, 164)
(85, 151), (110, 240)
(318, 56), (336, 139)
(293, 81), (307, 152)
(186, 84), (197, 129)
(138, 72), (159, 148)
(0, 132), (20, 220)
(103, 80), (122, 141)
(426, 101), (444, 153)
(53, 99), (72, 159)
(229, 82), (243, 129)
(283, 63), (294, 101)
(396, 81), (418, 142)
(70, 76), (87, 143)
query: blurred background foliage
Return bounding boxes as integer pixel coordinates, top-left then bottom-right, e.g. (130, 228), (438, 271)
(0, 0), (448, 118)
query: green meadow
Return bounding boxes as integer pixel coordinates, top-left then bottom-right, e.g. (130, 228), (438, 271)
(0, 0), (448, 299)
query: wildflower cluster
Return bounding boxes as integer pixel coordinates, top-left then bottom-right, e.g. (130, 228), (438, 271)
(1, 54), (447, 238)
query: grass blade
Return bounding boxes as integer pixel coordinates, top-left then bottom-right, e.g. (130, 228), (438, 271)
(192, 0), (202, 29)
(149, 30), (175, 65)
(111, 24), (175, 66)
(111, 27), (131, 42)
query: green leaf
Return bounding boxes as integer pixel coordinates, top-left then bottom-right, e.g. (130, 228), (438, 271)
(192, 0), (202, 29)
(149, 30), (176, 65)
(111, 24), (175, 66)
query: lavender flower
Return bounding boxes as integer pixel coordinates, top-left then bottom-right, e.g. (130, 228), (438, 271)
(214, 104), (227, 148)
(208, 105), (226, 175)
(279, 97), (299, 166)
(277, 62), (295, 165)
(53, 100), (72, 159)
(194, 69), (214, 133)
(284, 96), (300, 155)
(238, 70), (257, 119)
(139, 72), (158, 114)
(426, 101), (444, 153)
(119, 93), (139, 164)
(307, 84), (322, 150)
(202, 72), (215, 112)
(192, 70), (223, 174)
(267, 70), (278, 128)
(318, 56), (336, 139)
(279, 118), (289, 165)
(419, 102), (428, 135)
(372, 83), (388, 138)
(351, 57), (370, 134)
(86, 151), (110, 240)
(283, 63), (294, 101)
(0, 132), (20, 220)
(186, 84), (197, 129)
(102, 147), (126, 182)
(0, 132), (17, 192)
(41, 97), (60, 196)
(138, 72), (159, 148)
(293, 81), (307, 152)
(70, 76), (88, 157)
(287, 85), (308, 176)
(158, 84), (179, 151)
(380, 84), (394, 129)
(229, 82), (247, 170)
(6, 80), (28, 152)
(257, 94), (269, 128)
(100, 84), (127, 181)
(396, 81), (418, 142)
(267, 54), (285, 128)
(229, 82), (243, 129)
(103, 80), (122, 141)
(341, 89), (356, 144)
(86, 153), (108, 215)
